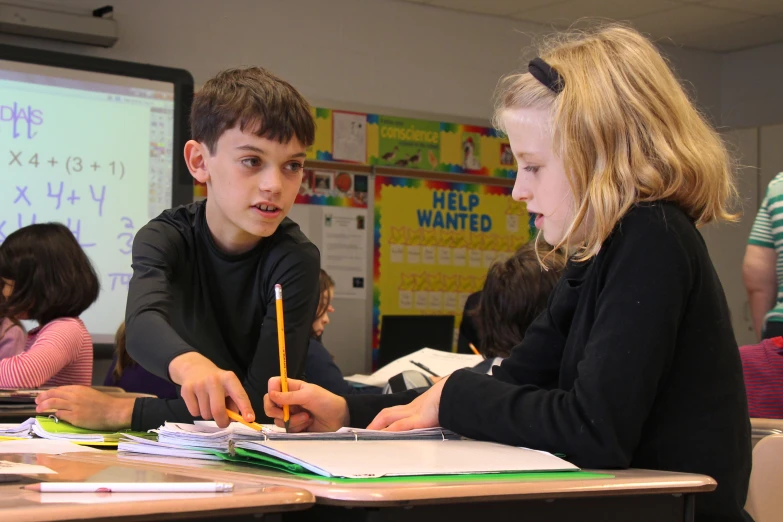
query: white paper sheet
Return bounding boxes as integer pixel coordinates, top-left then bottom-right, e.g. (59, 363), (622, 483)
(0, 439), (101, 454)
(235, 439), (579, 478)
(345, 347), (482, 387)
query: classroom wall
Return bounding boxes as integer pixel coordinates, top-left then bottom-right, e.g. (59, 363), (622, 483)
(721, 42), (783, 129)
(1, 0), (738, 371)
(3, 0), (723, 125)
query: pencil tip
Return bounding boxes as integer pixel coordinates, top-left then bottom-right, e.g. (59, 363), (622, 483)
(284, 420), (290, 433)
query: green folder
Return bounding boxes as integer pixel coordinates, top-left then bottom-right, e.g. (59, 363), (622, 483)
(34, 416), (153, 445)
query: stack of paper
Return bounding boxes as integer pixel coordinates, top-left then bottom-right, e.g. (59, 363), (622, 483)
(345, 347), (482, 387)
(0, 417), (151, 445)
(0, 418), (35, 438)
(157, 421), (458, 445)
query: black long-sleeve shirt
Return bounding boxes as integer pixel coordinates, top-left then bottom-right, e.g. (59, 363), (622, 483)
(347, 202), (751, 522)
(125, 201), (320, 430)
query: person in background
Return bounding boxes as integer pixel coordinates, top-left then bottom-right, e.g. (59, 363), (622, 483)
(306, 269), (382, 395)
(103, 322), (178, 399)
(469, 242), (564, 374)
(455, 291), (481, 354)
(0, 223), (98, 388)
(739, 336), (783, 419)
(0, 317), (25, 359)
(744, 172), (783, 340)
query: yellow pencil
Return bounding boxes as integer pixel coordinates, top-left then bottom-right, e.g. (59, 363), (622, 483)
(226, 409), (263, 431)
(468, 342), (482, 357)
(275, 284), (290, 432)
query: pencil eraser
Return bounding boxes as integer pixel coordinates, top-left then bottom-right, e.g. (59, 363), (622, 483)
(275, 284), (282, 299)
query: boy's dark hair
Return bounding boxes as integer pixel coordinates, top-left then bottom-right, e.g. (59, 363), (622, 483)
(191, 66), (316, 153)
(0, 223), (100, 326)
(474, 243), (565, 358)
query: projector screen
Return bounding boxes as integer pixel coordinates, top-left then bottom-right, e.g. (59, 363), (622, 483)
(0, 46), (193, 343)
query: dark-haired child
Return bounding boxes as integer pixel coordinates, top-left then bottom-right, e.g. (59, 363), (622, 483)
(0, 223), (99, 387)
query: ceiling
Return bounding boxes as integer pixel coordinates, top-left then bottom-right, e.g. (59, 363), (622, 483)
(398, 0), (783, 52)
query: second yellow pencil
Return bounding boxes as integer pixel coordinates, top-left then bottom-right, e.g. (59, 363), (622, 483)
(274, 284), (290, 432)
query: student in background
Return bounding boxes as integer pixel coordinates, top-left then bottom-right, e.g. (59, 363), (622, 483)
(744, 172), (783, 340)
(455, 291), (480, 354)
(103, 322), (178, 399)
(37, 66), (320, 431)
(306, 269), (382, 395)
(265, 25), (751, 522)
(470, 243), (564, 374)
(0, 223), (98, 388)
(740, 336), (783, 419)
(0, 317), (25, 359)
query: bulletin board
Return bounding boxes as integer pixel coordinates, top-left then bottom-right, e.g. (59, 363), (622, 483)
(372, 175), (532, 355)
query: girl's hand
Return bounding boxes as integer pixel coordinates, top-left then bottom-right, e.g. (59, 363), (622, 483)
(366, 377), (447, 431)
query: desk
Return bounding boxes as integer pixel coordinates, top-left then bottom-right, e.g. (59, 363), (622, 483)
(0, 452), (313, 522)
(750, 417), (783, 448)
(61, 451), (716, 522)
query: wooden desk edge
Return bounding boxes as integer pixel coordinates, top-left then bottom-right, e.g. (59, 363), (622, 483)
(58, 452), (717, 508)
(4, 485), (314, 522)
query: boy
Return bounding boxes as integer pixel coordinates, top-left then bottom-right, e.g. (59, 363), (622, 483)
(36, 67), (319, 431)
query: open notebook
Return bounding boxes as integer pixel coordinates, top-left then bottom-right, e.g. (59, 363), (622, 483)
(344, 347), (483, 387)
(118, 420), (579, 479)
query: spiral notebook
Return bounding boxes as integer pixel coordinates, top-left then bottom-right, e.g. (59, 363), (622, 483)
(151, 421), (460, 451)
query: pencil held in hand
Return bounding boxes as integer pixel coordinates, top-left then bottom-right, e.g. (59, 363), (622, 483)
(226, 409), (263, 431)
(275, 284), (290, 432)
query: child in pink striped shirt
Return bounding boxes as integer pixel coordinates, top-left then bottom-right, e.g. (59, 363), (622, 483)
(0, 317), (25, 359)
(0, 223), (99, 388)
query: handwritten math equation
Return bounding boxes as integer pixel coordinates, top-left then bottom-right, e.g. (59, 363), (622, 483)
(6, 150), (126, 179)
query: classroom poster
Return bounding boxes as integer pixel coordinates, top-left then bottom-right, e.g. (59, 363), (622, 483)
(439, 123), (516, 178)
(373, 176), (532, 357)
(322, 207), (369, 300)
(368, 115), (440, 170)
(332, 110), (367, 164)
(296, 169), (369, 208)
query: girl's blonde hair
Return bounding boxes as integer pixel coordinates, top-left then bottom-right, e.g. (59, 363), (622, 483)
(494, 24), (737, 260)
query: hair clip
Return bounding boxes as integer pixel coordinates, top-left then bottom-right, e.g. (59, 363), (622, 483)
(529, 57), (564, 94)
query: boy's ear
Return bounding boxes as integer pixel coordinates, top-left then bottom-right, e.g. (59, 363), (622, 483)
(184, 140), (210, 184)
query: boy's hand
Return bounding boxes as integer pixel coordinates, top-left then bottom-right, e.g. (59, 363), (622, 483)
(169, 352), (254, 428)
(264, 377), (349, 432)
(35, 386), (135, 431)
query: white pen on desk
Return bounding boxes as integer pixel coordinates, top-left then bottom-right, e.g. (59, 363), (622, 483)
(23, 482), (234, 493)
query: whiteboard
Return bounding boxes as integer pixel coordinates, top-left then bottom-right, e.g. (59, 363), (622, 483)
(0, 47), (192, 343)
